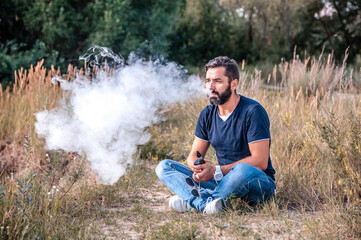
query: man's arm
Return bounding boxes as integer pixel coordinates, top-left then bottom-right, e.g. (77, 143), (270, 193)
(187, 138), (269, 182)
(220, 139), (270, 175)
(186, 137), (219, 182)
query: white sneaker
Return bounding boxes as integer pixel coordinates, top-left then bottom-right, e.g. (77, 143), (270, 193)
(168, 195), (193, 212)
(203, 198), (225, 215)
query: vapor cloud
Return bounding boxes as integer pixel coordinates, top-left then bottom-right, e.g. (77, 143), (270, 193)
(35, 47), (207, 184)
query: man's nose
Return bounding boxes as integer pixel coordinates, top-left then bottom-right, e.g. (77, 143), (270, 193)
(207, 81), (215, 90)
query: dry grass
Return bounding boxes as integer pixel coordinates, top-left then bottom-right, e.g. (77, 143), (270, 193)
(0, 60), (61, 173)
(0, 53), (360, 239)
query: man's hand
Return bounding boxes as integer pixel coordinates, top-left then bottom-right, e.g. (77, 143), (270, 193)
(192, 163), (215, 182)
(189, 160), (203, 174)
(186, 136), (213, 181)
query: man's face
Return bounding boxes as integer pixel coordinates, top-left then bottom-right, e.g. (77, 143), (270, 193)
(205, 67), (233, 105)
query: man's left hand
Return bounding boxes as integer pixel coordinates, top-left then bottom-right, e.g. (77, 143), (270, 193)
(192, 164), (215, 182)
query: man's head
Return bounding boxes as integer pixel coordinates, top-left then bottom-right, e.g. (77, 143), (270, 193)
(205, 56), (239, 105)
(205, 56), (239, 84)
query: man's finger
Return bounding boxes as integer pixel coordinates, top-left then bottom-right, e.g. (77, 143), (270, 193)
(191, 164), (203, 171)
(192, 168), (202, 173)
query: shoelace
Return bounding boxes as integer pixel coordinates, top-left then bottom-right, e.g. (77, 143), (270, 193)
(203, 197), (213, 215)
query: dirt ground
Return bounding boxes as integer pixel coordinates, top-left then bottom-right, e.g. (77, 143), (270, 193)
(92, 165), (310, 240)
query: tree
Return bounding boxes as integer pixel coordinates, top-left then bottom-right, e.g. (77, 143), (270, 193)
(86, 0), (182, 58)
(220, 0), (305, 62)
(295, 0), (361, 62)
(169, 0), (238, 66)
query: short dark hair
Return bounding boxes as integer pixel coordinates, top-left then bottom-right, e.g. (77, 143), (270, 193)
(205, 56), (239, 83)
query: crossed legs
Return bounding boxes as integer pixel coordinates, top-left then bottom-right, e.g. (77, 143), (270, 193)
(156, 159), (275, 212)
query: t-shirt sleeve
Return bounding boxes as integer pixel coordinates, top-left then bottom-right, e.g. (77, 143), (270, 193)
(246, 105), (270, 143)
(194, 108), (210, 142)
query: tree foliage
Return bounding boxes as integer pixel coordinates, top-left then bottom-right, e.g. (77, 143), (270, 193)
(295, 0), (361, 61)
(86, 0), (181, 57)
(169, 0), (237, 66)
(0, 0), (360, 86)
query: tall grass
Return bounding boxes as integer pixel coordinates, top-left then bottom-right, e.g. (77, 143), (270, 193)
(0, 61), (107, 239)
(0, 52), (360, 239)
(0, 60), (61, 171)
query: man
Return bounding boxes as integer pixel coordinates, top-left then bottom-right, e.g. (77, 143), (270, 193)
(156, 56), (276, 214)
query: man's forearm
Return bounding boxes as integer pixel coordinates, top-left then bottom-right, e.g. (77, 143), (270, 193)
(220, 140), (269, 175)
(220, 155), (268, 175)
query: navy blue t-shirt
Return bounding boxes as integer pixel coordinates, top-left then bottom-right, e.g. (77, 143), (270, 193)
(195, 95), (275, 180)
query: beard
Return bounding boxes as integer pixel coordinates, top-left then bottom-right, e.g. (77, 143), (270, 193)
(208, 85), (232, 105)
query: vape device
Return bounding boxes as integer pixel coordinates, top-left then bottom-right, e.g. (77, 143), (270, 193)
(194, 151), (205, 165)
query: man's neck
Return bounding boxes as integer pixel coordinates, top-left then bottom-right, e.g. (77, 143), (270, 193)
(218, 93), (240, 116)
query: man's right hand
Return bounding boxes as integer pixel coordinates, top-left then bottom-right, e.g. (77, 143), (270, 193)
(186, 136), (211, 179)
(189, 159), (207, 174)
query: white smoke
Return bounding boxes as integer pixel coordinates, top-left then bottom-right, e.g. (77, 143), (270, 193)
(35, 46), (207, 185)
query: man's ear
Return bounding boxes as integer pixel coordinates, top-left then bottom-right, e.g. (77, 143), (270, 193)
(231, 79), (239, 91)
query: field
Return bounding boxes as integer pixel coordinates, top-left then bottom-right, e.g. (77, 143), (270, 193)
(0, 54), (360, 239)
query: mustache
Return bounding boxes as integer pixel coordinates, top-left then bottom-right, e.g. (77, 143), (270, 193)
(208, 90), (219, 97)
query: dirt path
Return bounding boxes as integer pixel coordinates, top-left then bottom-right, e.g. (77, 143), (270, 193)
(91, 162), (349, 239)
(95, 181), (172, 239)
(93, 169), (309, 240)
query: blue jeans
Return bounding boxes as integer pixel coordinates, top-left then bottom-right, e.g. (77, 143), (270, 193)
(155, 160), (276, 212)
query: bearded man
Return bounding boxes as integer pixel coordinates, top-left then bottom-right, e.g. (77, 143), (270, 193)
(156, 56), (276, 214)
